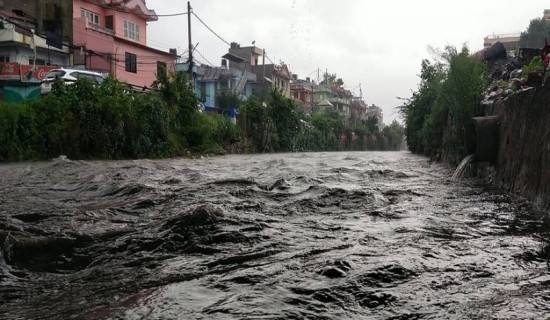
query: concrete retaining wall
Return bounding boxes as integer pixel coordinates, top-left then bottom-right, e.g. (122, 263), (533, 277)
(491, 87), (550, 206)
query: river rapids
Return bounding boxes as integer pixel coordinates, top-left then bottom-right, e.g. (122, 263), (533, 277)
(1, 151), (549, 319)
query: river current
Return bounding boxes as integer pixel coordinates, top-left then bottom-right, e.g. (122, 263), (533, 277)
(0, 151), (549, 319)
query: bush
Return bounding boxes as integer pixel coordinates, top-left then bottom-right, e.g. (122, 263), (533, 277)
(523, 56), (544, 76)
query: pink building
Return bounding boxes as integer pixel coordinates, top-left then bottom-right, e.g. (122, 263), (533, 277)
(72, 0), (176, 87)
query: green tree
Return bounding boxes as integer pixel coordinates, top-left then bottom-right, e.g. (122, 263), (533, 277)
(152, 71), (198, 130)
(215, 89), (241, 115)
(399, 59), (445, 154)
(240, 95), (273, 152)
(432, 46), (485, 163)
(400, 45), (485, 162)
(519, 17), (550, 48)
(321, 72), (337, 85)
(365, 116), (379, 133)
(267, 88), (300, 151)
(382, 120), (405, 150)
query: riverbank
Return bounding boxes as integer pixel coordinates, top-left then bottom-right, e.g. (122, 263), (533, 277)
(0, 74), (405, 162)
(474, 85), (550, 207)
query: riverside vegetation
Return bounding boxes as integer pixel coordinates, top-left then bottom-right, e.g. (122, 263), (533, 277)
(399, 45), (486, 165)
(401, 14), (550, 165)
(0, 71), (404, 162)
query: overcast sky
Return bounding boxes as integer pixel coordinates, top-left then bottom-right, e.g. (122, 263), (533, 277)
(146, 0), (548, 124)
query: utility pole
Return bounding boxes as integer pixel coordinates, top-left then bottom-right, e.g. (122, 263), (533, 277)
(262, 49), (266, 78)
(187, 1), (193, 86)
(317, 68), (319, 84)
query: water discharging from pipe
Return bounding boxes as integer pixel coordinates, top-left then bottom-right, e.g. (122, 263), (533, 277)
(451, 154), (474, 181)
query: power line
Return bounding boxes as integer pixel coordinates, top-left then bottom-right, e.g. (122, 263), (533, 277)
(192, 12), (230, 46)
(194, 50), (214, 67)
(156, 12), (188, 17)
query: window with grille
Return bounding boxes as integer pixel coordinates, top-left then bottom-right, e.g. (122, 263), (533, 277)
(125, 52), (137, 73)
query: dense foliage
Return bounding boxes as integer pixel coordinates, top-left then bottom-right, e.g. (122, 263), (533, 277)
(0, 73), (405, 162)
(400, 46), (486, 163)
(519, 16), (550, 48)
(215, 89), (241, 115)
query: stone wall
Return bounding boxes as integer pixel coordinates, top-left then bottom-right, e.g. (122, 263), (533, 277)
(491, 87), (550, 206)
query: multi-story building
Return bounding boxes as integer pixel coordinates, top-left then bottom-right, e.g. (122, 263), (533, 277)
(290, 80), (313, 113)
(72, 0), (177, 87)
(224, 42), (292, 99)
(483, 33), (520, 56)
(176, 49), (257, 112)
(0, 3), (71, 67)
(0, 0), (177, 93)
(329, 86), (351, 119)
(366, 104), (384, 131)
(349, 97), (367, 125)
(312, 84), (333, 112)
(0, 1), (72, 100)
(250, 62), (292, 98)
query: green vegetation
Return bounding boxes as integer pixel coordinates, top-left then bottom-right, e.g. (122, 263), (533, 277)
(215, 89), (241, 114)
(400, 45), (486, 164)
(523, 56), (545, 75)
(519, 17), (550, 48)
(0, 71), (405, 162)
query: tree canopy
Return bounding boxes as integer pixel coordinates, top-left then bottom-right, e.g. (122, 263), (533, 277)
(519, 18), (550, 48)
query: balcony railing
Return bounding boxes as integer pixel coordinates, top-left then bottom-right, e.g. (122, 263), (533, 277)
(328, 97), (350, 105)
(87, 21), (115, 36)
(0, 27), (69, 52)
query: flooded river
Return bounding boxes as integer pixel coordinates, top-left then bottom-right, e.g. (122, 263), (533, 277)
(1, 151), (549, 319)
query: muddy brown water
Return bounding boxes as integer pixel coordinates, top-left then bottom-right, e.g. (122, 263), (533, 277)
(1, 151), (549, 319)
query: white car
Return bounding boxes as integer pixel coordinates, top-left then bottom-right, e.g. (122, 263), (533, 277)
(41, 68), (106, 95)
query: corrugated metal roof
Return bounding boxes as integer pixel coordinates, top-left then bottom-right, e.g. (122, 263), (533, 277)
(199, 67), (231, 82)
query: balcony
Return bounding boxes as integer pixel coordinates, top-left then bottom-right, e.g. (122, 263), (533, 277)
(0, 26), (69, 53)
(328, 97), (350, 106)
(86, 21), (115, 36)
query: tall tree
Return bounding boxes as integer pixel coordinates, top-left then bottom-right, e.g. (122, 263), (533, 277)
(267, 88), (300, 151)
(519, 17), (550, 48)
(321, 72), (337, 85)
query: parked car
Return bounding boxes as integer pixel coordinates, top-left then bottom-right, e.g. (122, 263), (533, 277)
(40, 68), (106, 95)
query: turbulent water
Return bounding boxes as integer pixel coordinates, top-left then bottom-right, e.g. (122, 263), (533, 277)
(1, 151), (549, 320)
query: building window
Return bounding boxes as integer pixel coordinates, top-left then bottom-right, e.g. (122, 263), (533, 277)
(0, 56), (9, 62)
(125, 52), (137, 73)
(105, 15), (114, 30)
(124, 20), (139, 41)
(81, 8), (99, 25)
(157, 61), (166, 77)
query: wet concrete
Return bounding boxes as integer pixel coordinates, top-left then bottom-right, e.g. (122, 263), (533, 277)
(0, 152), (549, 319)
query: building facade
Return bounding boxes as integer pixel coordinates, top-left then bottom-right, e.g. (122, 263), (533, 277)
(176, 52), (257, 113)
(483, 33), (520, 56)
(366, 104), (384, 131)
(0, 1), (72, 100)
(72, 0), (176, 87)
(349, 97), (367, 125)
(0, 0), (177, 91)
(290, 81), (313, 113)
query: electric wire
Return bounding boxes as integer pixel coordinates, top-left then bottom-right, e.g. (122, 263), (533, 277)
(192, 12), (230, 46)
(194, 50), (214, 67)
